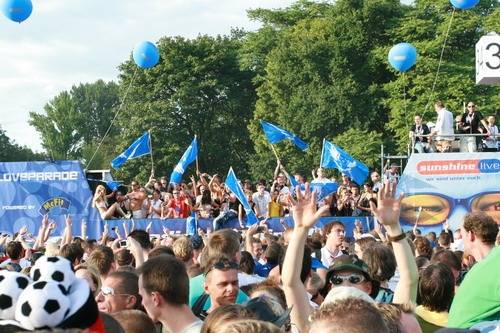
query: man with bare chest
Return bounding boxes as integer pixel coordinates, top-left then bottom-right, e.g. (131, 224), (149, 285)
(120, 180), (148, 219)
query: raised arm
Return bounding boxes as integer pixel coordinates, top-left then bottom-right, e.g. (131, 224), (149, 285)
(33, 215), (49, 250)
(61, 215), (73, 247)
(81, 220), (87, 241)
(282, 184), (329, 333)
(370, 182), (418, 305)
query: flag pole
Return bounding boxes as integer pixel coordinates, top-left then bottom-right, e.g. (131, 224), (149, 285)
(195, 134), (199, 174)
(320, 138), (325, 168)
(149, 130), (154, 175)
(269, 143), (280, 162)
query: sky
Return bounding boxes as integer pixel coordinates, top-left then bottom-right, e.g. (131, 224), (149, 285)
(0, 0), (412, 152)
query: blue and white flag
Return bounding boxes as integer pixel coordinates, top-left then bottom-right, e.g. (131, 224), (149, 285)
(260, 120), (309, 151)
(186, 212), (198, 236)
(105, 181), (122, 191)
(169, 137), (198, 185)
(310, 179), (339, 201)
(225, 168), (259, 226)
(288, 175), (338, 201)
(320, 139), (369, 186)
(111, 132), (151, 169)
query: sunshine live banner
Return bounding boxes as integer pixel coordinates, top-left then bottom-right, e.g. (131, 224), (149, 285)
(397, 152), (499, 234)
(0, 161), (102, 238)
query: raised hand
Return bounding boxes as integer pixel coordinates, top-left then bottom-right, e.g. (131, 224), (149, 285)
(48, 221), (57, 231)
(65, 214), (72, 227)
(369, 181), (404, 229)
(41, 214), (49, 228)
(103, 222), (109, 236)
(288, 183), (329, 229)
(19, 225), (28, 235)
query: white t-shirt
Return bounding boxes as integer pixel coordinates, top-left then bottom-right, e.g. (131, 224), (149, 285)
(0, 258), (31, 269)
(484, 125), (499, 149)
(180, 320), (203, 333)
(435, 108), (454, 140)
(252, 191), (271, 217)
(149, 199), (162, 218)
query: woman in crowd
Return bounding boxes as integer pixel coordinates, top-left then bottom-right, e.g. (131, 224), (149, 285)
(92, 185), (128, 219)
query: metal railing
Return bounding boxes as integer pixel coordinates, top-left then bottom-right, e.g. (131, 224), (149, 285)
(409, 133), (500, 154)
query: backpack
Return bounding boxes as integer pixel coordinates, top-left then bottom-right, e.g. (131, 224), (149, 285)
(191, 293), (210, 320)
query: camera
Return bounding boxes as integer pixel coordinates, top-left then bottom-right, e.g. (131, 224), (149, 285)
(255, 226), (265, 233)
(119, 240), (127, 248)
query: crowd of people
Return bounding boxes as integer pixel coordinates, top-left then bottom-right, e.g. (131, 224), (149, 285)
(0, 181), (499, 332)
(409, 101), (499, 153)
(92, 160), (400, 226)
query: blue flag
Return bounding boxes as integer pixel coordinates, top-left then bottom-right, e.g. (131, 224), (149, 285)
(320, 139), (369, 186)
(310, 179), (339, 201)
(169, 137), (198, 184)
(260, 120), (309, 151)
(225, 168), (259, 226)
(105, 180), (122, 191)
(186, 212), (198, 236)
(111, 132), (151, 169)
(288, 175), (338, 201)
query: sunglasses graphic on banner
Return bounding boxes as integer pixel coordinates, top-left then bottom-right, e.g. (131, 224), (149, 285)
(400, 192), (500, 225)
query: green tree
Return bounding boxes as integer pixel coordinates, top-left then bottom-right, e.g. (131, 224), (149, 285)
(114, 34), (257, 183)
(245, 0), (404, 180)
(377, 0), (500, 152)
(29, 80), (120, 165)
(0, 126), (44, 162)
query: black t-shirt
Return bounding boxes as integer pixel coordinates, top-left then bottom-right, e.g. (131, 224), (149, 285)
(411, 123), (430, 143)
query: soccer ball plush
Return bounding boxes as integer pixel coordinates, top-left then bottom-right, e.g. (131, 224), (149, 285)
(15, 280), (70, 330)
(30, 256), (75, 294)
(0, 271), (31, 320)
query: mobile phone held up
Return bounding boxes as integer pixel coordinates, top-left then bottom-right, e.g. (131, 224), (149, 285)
(119, 240), (127, 248)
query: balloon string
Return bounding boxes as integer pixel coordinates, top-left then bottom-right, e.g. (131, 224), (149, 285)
(424, 8), (455, 111)
(86, 66), (138, 169)
(403, 72), (408, 131)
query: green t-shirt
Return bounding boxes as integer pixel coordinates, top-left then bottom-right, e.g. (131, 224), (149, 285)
(448, 246), (500, 328)
(188, 274), (249, 310)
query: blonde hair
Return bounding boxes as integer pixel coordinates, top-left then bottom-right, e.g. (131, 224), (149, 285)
(173, 236), (194, 262)
(218, 319), (284, 333)
(92, 185), (106, 208)
(201, 305), (255, 333)
(74, 264), (101, 297)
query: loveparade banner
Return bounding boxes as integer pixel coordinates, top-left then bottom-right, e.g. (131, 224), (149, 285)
(397, 152), (500, 234)
(0, 161), (102, 238)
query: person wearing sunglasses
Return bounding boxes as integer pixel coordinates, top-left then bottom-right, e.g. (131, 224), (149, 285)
(201, 255), (240, 318)
(281, 182), (418, 333)
(96, 271), (141, 314)
(324, 255), (379, 299)
(459, 102), (490, 152)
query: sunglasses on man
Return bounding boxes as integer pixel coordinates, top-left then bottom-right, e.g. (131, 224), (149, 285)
(330, 273), (366, 286)
(100, 286), (131, 297)
(204, 261), (239, 276)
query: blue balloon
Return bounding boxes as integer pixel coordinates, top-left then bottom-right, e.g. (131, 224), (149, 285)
(388, 43), (417, 72)
(1, 0), (32, 23)
(450, 0), (479, 10)
(133, 41), (160, 69)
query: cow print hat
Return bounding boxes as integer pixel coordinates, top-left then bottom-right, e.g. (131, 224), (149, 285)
(0, 256), (102, 332)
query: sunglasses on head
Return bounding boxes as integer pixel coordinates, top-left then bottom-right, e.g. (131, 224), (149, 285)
(100, 286), (129, 297)
(205, 261), (239, 275)
(330, 273), (365, 286)
(400, 192), (499, 225)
